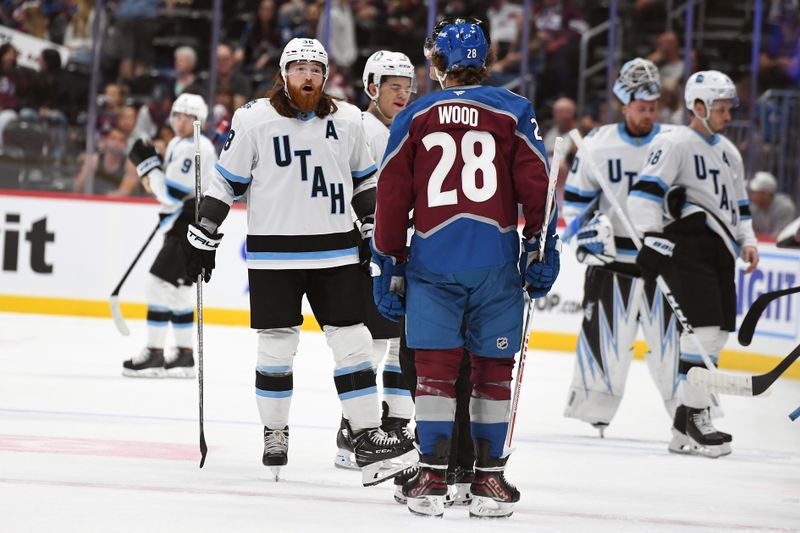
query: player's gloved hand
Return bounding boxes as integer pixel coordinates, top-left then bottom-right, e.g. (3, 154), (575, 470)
(665, 186), (686, 220)
(635, 232), (675, 280)
(185, 223), (223, 283)
(575, 213), (616, 265)
(370, 242), (405, 322)
(128, 138), (163, 178)
(519, 230), (561, 299)
(358, 216), (374, 274)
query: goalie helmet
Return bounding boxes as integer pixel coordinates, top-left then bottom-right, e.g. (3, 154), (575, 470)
(612, 58), (661, 105)
(170, 92), (208, 127)
(684, 70), (738, 114)
(280, 38), (328, 82)
(575, 213), (616, 265)
(362, 51), (417, 101)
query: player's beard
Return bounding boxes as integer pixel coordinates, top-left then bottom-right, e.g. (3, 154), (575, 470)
(287, 80), (322, 114)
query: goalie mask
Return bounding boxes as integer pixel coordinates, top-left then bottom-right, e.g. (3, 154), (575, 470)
(575, 213), (617, 265)
(612, 58), (661, 105)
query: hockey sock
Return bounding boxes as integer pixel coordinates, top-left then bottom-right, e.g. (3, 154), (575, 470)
(678, 327), (726, 409)
(415, 347), (462, 457)
(146, 305), (170, 349)
(382, 338), (414, 420)
(256, 327), (300, 429)
(326, 324), (380, 430)
(170, 284), (195, 352)
(469, 354), (514, 459)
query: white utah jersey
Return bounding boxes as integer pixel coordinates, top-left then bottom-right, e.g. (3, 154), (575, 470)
(627, 125), (757, 258)
(361, 111), (390, 165)
(205, 98), (377, 269)
(564, 123), (673, 263)
(149, 134), (217, 231)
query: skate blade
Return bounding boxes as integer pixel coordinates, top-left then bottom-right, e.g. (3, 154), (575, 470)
(164, 367), (196, 379)
(270, 466), (282, 481)
(122, 367), (166, 378)
(668, 430), (725, 458)
(361, 449), (418, 487)
(334, 450), (360, 471)
(469, 496), (515, 518)
(407, 495), (445, 517)
(393, 486), (407, 505)
(444, 483), (472, 507)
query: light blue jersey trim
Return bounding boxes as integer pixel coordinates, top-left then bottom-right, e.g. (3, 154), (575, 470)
(690, 128), (720, 146)
(215, 162), (252, 184)
(630, 190), (663, 203)
(617, 123), (662, 147)
(565, 184), (600, 198)
(383, 388), (412, 396)
(383, 365), (402, 374)
(246, 247), (358, 261)
(638, 174), (669, 192)
(352, 164), (377, 178)
(333, 361), (373, 377)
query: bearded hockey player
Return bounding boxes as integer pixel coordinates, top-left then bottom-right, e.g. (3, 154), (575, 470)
(182, 38), (415, 484)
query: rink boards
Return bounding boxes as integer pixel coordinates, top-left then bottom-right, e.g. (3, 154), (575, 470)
(1, 190), (798, 378)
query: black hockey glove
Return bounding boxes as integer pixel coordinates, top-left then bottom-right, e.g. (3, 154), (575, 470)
(635, 232), (675, 280)
(359, 237), (372, 274)
(185, 223), (223, 283)
(128, 139), (163, 178)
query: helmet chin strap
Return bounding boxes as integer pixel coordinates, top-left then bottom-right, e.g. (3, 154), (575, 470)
(698, 99), (716, 136)
(435, 69), (448, 90)
(369, 86), (391, 123)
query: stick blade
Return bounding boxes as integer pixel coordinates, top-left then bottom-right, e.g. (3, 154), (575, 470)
(686, 367), (755, 396)
(109, 296), (130, 336)
(199, 430), (208, 468)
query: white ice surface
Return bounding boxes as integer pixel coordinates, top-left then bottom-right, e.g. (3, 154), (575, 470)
(1, 312), (798, 532)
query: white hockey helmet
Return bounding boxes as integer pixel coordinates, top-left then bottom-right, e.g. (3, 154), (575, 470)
(170, 92), (208, 127)
(280, 38), (329, 82)
(362, 50), (417, 101)
(612, 58), (661, 105)
(684, 70), (739, 114)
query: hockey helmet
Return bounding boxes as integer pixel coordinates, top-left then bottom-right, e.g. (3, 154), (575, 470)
(612, 58), (661, 105)
(170, 92), (208, 127)
(424, 16), (491, 59)
(280, 38), (329, 82)
(428, 20), (490, 72)
(362, 51), (417, 101)
(684, 70), (738, 114)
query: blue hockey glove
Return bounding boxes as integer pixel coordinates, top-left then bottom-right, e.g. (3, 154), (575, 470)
(636, 232), (675, 280)
(519, 230), (561, 299)
(370, 243), (405, 322)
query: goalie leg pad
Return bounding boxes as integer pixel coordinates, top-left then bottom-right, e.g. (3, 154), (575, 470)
(255, 327), (300, 429)
(325, 324), (381, 430)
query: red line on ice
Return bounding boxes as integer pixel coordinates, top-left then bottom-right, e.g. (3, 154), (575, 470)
(0, 434), (198, 461)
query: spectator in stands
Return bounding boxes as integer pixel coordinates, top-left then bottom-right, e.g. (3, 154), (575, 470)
(18, 1), (50, 40)
(317, 0), (357, 76)
(0, 43), (31, 146)
(110, 0), (174, 83)
(25, 48), (69, 124)
(97, 82), (127, 135)
(235, 0), (281, 77)
(117, 104), (144, 151)
(135, 83), (174, 139)
(748, 171), (797, 238)
(543, 96), (577, 201)
(534, 0), (587, 103)
(173, 45), (202, 97)
(73, 126), (140, 196)
(760, 4), (800, 88)
(487, 0), (525, 87)
(373, 0), (428, 65)
(647, 31), (683, 86)
(657, 78), (684, 125)
(216, 43), (251, 109)
(63, 0), (104, 66)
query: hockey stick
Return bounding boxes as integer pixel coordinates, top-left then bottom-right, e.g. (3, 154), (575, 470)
(688, 342), (800, 397)
(505, 136), (562, 451)
(194, 121), (208, 468)
(737, 286), (800, 346)
(109, 222), (160, 336)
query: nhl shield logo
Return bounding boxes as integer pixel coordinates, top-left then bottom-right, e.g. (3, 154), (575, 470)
(496, 337), (509, 350)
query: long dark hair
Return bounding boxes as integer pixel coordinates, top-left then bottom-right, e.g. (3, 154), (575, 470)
(268, 72), (338, 119)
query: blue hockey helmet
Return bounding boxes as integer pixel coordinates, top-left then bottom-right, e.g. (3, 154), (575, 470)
(432, 22), (489, 72)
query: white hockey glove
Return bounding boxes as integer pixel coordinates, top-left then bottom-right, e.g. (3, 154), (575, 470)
(575, 213), (616, 265)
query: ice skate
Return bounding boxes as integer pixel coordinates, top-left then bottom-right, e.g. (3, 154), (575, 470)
(403, 466), (448, 517)
(445, 466), (474, 507)
(469, 440), (519, 518)
(122, 347), (165, 378)
(353, 427), (416, 486)
(164, 347), (195, 378)
(262, 426), (289, 481)
(668, 405), (731, 458)
(393, 465), (418, 504)
(334, 416), (359, 470)
(382, 415), (415, 448)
